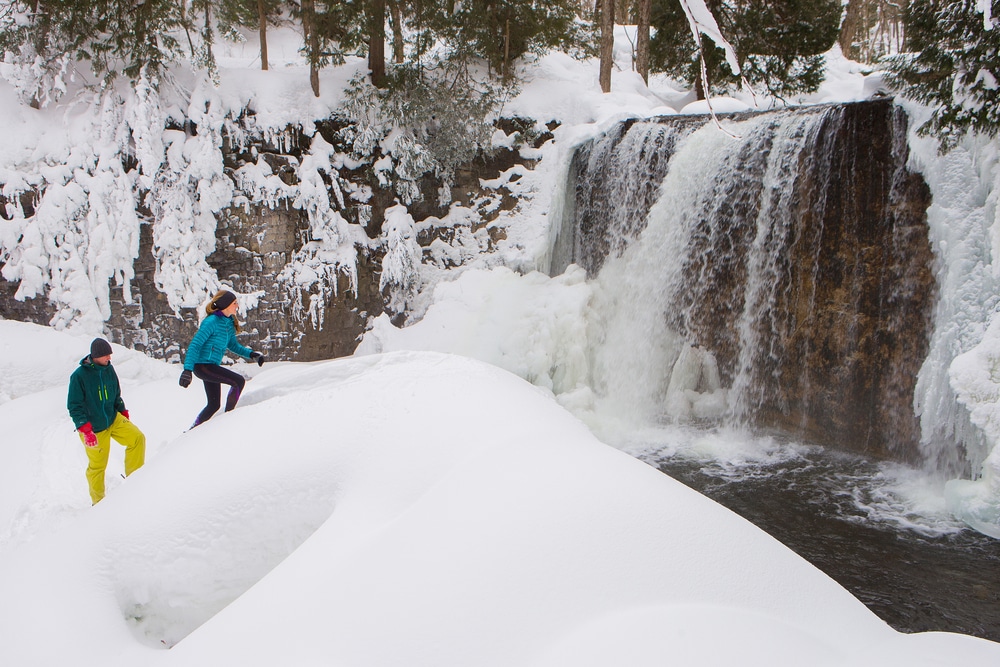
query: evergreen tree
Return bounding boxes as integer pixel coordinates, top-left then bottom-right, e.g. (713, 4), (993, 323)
(53, 0), (184, 81)
(883, 0), (1000, 148)
(428, 0), (592, 80)
(342, 52), (514, 205)
(0, 0), (184, 100)
(648, 0), (841, 100)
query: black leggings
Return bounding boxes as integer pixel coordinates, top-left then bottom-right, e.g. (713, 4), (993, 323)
(192, 364), (246, 427)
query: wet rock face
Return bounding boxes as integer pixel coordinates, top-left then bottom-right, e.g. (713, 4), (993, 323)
(753, 102), (934, 461)
(681, 102), (934, 460)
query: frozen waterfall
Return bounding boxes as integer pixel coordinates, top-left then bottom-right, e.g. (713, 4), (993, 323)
(557, 100), (957, 471)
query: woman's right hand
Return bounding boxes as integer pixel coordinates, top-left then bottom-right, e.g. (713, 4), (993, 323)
(179, 369), (192, 388)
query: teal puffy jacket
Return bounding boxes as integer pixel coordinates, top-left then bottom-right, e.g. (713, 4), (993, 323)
(183, 311), (253, 371)
(67, 358), (126, 432)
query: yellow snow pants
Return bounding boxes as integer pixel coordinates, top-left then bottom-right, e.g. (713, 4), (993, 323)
(80, 413), (146, 504)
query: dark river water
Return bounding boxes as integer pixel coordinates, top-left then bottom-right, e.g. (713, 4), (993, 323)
(628, 436), (1000, 642)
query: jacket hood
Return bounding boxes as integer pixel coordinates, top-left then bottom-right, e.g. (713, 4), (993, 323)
(79, 355), (113, 369)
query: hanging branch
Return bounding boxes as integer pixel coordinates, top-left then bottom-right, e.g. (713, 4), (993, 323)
(677, 0), (757, 137)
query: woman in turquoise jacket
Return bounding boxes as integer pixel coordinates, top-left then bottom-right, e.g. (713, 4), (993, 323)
(179, 290), (265, 428)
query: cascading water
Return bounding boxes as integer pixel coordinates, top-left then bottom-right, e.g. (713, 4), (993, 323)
(567, 100), (937, 466)
(550, 116), (705, 276)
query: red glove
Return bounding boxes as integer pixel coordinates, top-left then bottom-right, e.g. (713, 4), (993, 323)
(79, 422), (98, 448)
(120, 410), (130, 420)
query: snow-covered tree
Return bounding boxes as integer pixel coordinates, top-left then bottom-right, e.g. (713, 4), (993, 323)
(342, 62), (509, 207)
(379, 204), (422, 319)
(0, 88), (143, 329)
(884, 0), (1000, 148)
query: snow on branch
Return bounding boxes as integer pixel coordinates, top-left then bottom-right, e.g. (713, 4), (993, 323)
(678, 0), (755, 136)
(147, 85), (233, 313)
(379, 204), (422, 319)
(278, 133), (368, 330)
(978, 0), (996, 30)
(678, 0), (742, 76)
(0, 89), (141, 331)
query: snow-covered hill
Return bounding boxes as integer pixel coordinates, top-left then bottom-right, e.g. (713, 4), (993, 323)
(1, 320), (999, 665)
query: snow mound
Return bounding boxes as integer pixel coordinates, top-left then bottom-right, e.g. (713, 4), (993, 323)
(1, 333), (998, 665)
(680, 96), (753, 114)
(0, 320), (174, 403)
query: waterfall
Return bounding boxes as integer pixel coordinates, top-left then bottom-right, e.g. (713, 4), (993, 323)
(550, 116), (705, 277)
(562, 100), (939, 466)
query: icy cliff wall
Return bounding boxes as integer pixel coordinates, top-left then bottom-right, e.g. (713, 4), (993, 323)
(0, 80), (531, 362)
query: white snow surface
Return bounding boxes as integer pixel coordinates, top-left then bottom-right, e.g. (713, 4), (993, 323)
(1, 320), (999, 665)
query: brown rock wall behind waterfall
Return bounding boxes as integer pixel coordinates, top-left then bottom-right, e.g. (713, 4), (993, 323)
(782, 104), (933, 461)
(682, 101), (934, 461)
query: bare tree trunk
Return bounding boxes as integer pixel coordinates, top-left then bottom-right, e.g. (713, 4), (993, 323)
(203, 1), (215, 73)
(302, 0), (320, 97)
(28, 0), (49, 107)
(181, 0), (196, 57)
(503, 18), (511, 79)
(369, 0), (387, 87)
(599, 0), (614, 92)
(636, 0), (651, 84)
(389, 0), (404, 63)
(258, 0), (269, 70)
(615, 0), (630, 22)
(839, 0), (863, 61)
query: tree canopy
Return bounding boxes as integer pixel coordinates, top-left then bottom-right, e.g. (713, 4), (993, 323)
(2, 0), (999, 148)
(883, 0), (1000, 148)
(647, 0), (842, 100)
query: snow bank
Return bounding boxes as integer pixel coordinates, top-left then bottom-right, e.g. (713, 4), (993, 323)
(357, 265), (592, 395)
(1, 321), (999, 665)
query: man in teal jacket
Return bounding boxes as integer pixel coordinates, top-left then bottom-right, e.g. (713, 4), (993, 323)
(67, 338), (146, 504)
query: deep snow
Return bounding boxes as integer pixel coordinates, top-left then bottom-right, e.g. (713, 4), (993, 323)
(2, 322), (999, 665)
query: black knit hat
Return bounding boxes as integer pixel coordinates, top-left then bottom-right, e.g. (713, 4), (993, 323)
(90, 338), (113, 358)
(213, 290), (237, 311)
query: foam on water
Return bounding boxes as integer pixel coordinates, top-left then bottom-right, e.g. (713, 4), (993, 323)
(605, 419), (966, 539)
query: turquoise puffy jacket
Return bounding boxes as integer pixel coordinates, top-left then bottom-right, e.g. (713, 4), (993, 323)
(183, 312), (254, 371)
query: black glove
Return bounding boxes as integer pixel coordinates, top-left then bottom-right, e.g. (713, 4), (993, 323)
(249, 351), (265, 367)
(179, 369), (192, 388)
